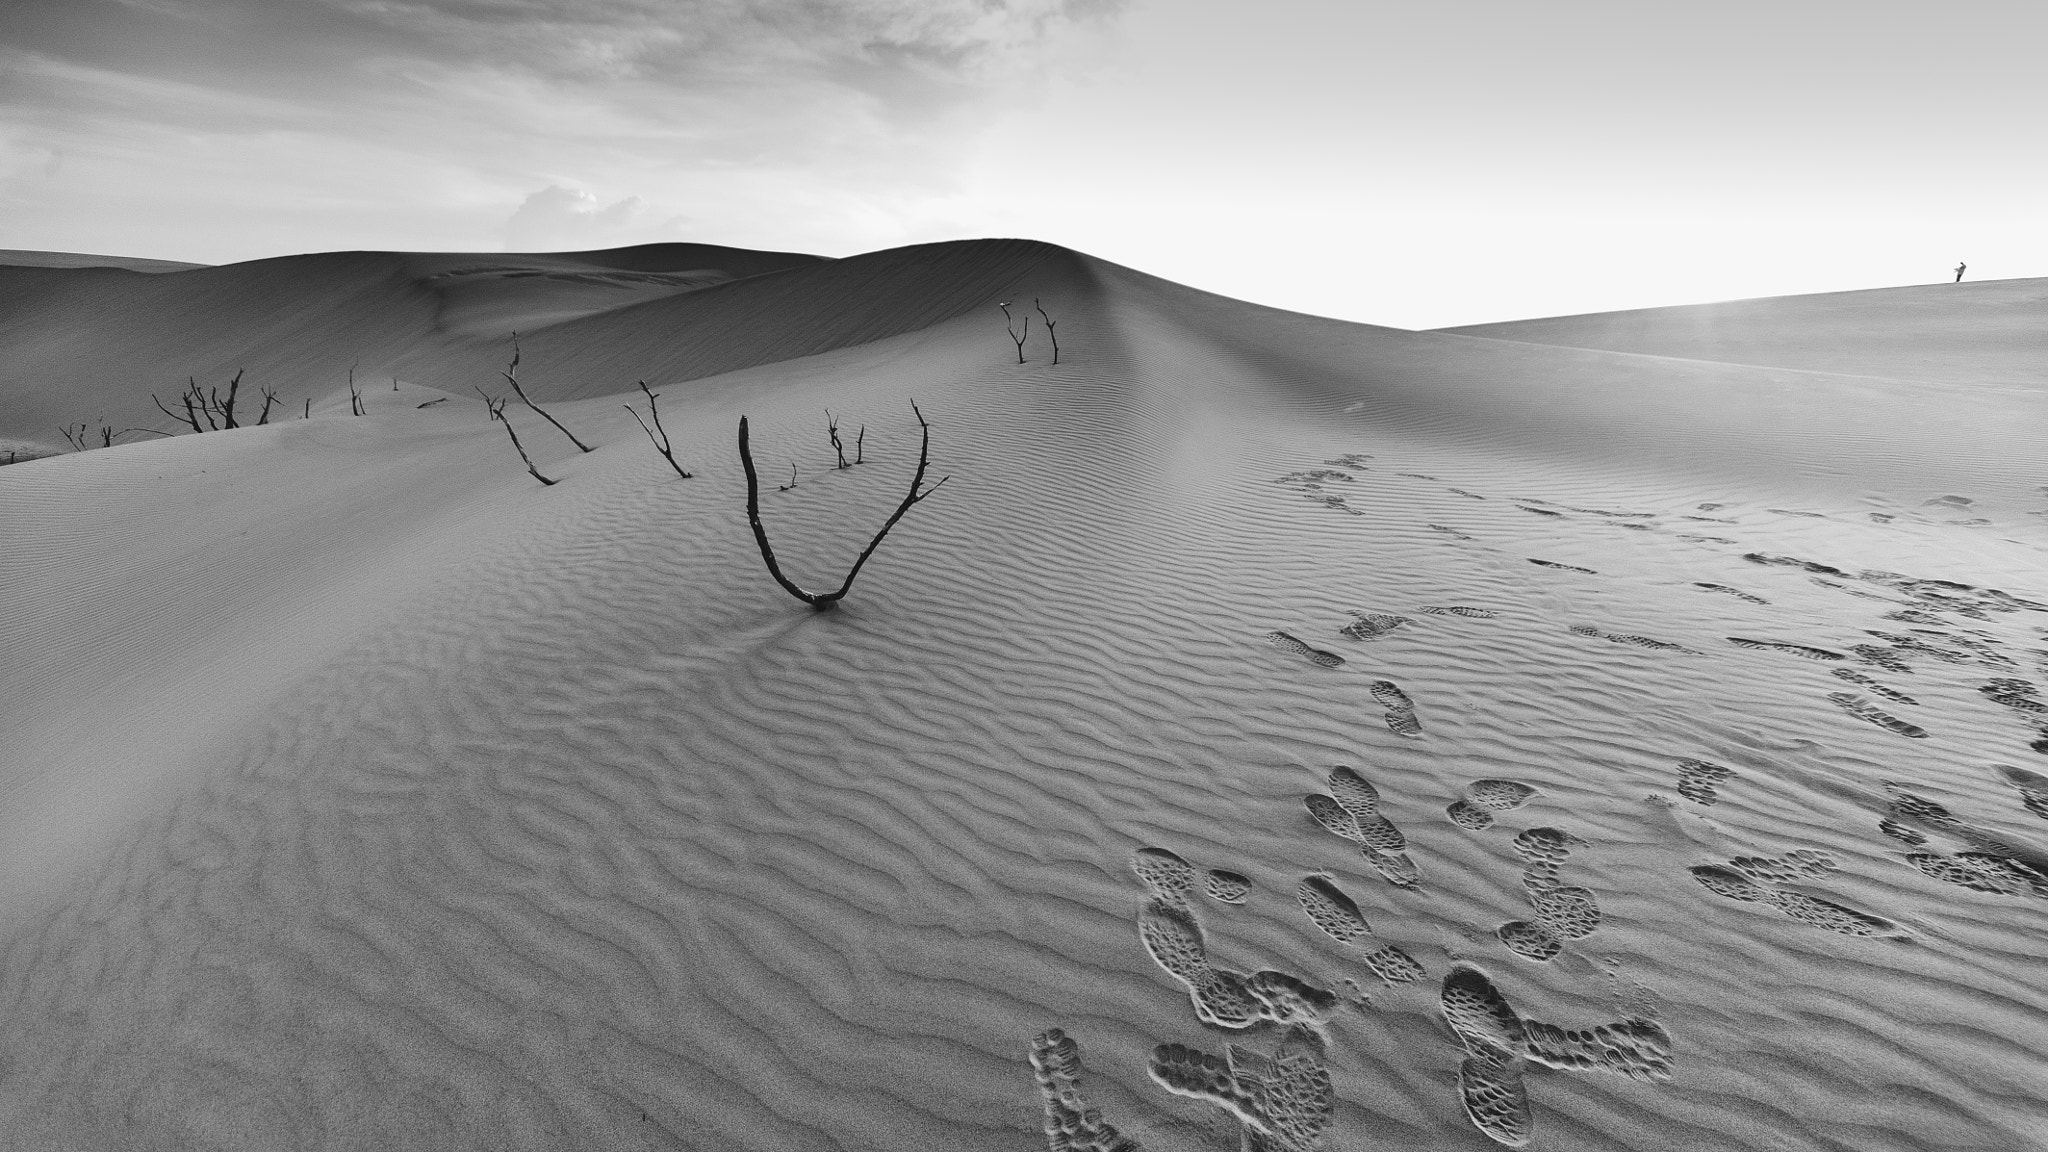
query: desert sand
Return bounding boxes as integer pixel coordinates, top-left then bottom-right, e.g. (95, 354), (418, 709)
(2, 240), (2045, 1151)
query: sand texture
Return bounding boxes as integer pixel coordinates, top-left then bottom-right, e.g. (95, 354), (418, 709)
(3, 242), (2047, 1151)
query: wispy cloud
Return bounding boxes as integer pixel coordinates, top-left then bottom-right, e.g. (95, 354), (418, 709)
(0, 0), (1129, 260)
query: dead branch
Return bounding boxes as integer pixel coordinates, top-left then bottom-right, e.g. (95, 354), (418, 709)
(349, 363), (365, 416)
(855, 424), (865, 465)
(998, 301), (1029, 363)
(1035, 298), (1060, 365)
(417, 397), (448, 408)
(625, 380), (692, 479)
(256, 383), (280, 425)
(152, 387), (202, 432)
(214, 369), (243, 428)
(738, 401), (949, 610)
(303, 398), (312, 420)
(828, 410), (847, 468)
(477, 385), (557, 486)
(779, 463), (797, 492)
(502, 334), (593, 452)
(59, 423), (89, 452)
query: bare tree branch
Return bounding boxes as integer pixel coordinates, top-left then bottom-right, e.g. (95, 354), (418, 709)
(152, 389), (202, 432)
(998, 301), (1029, 363)
(738, 401), (949, 610)
(477, 385), (557, 486)
(625, 380), (692, 479)
(1035, 298), (1060, 365)
(502, 333), (593, 452)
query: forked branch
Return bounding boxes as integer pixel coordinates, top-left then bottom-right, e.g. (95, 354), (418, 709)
(999, 301), (1029, 363)
(503, 334), (593, 452)
(625, 380), (692, 478)
(1035, 298), (1060, 365)
(477, 385), (557, 486)
(738, 402), (949, 610)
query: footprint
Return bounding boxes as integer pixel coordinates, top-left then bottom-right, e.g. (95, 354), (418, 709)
(1998, 764), (2048, 820)
(1981, 679), (2048, 717)
(1467, 779), (1539, 811)
(1520, 1017), (1675, 1083)
(1829, 693), (1928, 739)
(1370, 681), (1423, 737)
(1448, 487), (1487, 500)
(1830, 668), (1918, 705)
(1726, 637), (1847, 661)
(1131, 847), (1197, 908)
(1570, 624), (1698, 653)
(1727, 850), (1838, 883)
(1148, 1029), (1333, 1152)
(1767, 508), (1827, 519)
(1295, 875), (1425, 985)
(1030, 1029), (1143, 1152)
(1879, 782), (2048, 899)
(1297, 875), (1373, 945)
(1439, 966), (1673, 1147)
(1426, 524), (1477, 541)
(1306, 768), (1421, 887)
(1516, 505), (1564, 517)
(1494, 921), (1562, 962)
(1138, 901), (1263, 1028)
(1905, 853), (2048, 898)
(1205, 870), (1252, 905)
(1456, 1049), (1533, 1149)
(1688, 865), (1905, 936)
(1340, 611), (1412, 641)
(1527, 559), (1595, 574)
(1447, 801), (1496, 831)
(1694, 582), (1769, 604)
(1421, 605), (1498, 617)
(1267, 630), (1345, 668)
(1851, 643), (1915, 675)
(1495, 828), (1599, 960)
(1448, 779), (1539, 831)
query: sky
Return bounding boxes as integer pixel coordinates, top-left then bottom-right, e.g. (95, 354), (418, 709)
(2, 0), (2044, 329)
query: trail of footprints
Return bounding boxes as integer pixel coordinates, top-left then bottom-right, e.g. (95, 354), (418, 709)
(1082, 469), (2048, 1147)
(1043, 761), (1685, 1148)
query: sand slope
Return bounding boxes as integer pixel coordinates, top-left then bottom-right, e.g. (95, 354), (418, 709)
(0, 243), (821, 456)
(1438, 278), (2048, 390)
(2, 246), (2046, 1152)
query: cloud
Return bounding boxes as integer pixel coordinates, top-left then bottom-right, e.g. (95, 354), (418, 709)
(504, 185), (682, 251)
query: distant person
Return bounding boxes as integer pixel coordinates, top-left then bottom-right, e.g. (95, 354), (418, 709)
(1955, 262), (1966, 283)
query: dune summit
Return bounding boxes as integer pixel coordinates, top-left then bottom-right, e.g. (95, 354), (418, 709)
(2, 240), (2046, 1151)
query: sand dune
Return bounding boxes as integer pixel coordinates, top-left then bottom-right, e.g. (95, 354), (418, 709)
(1438, 278), (2048, 389)
(2, 242), (2046, 1151)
